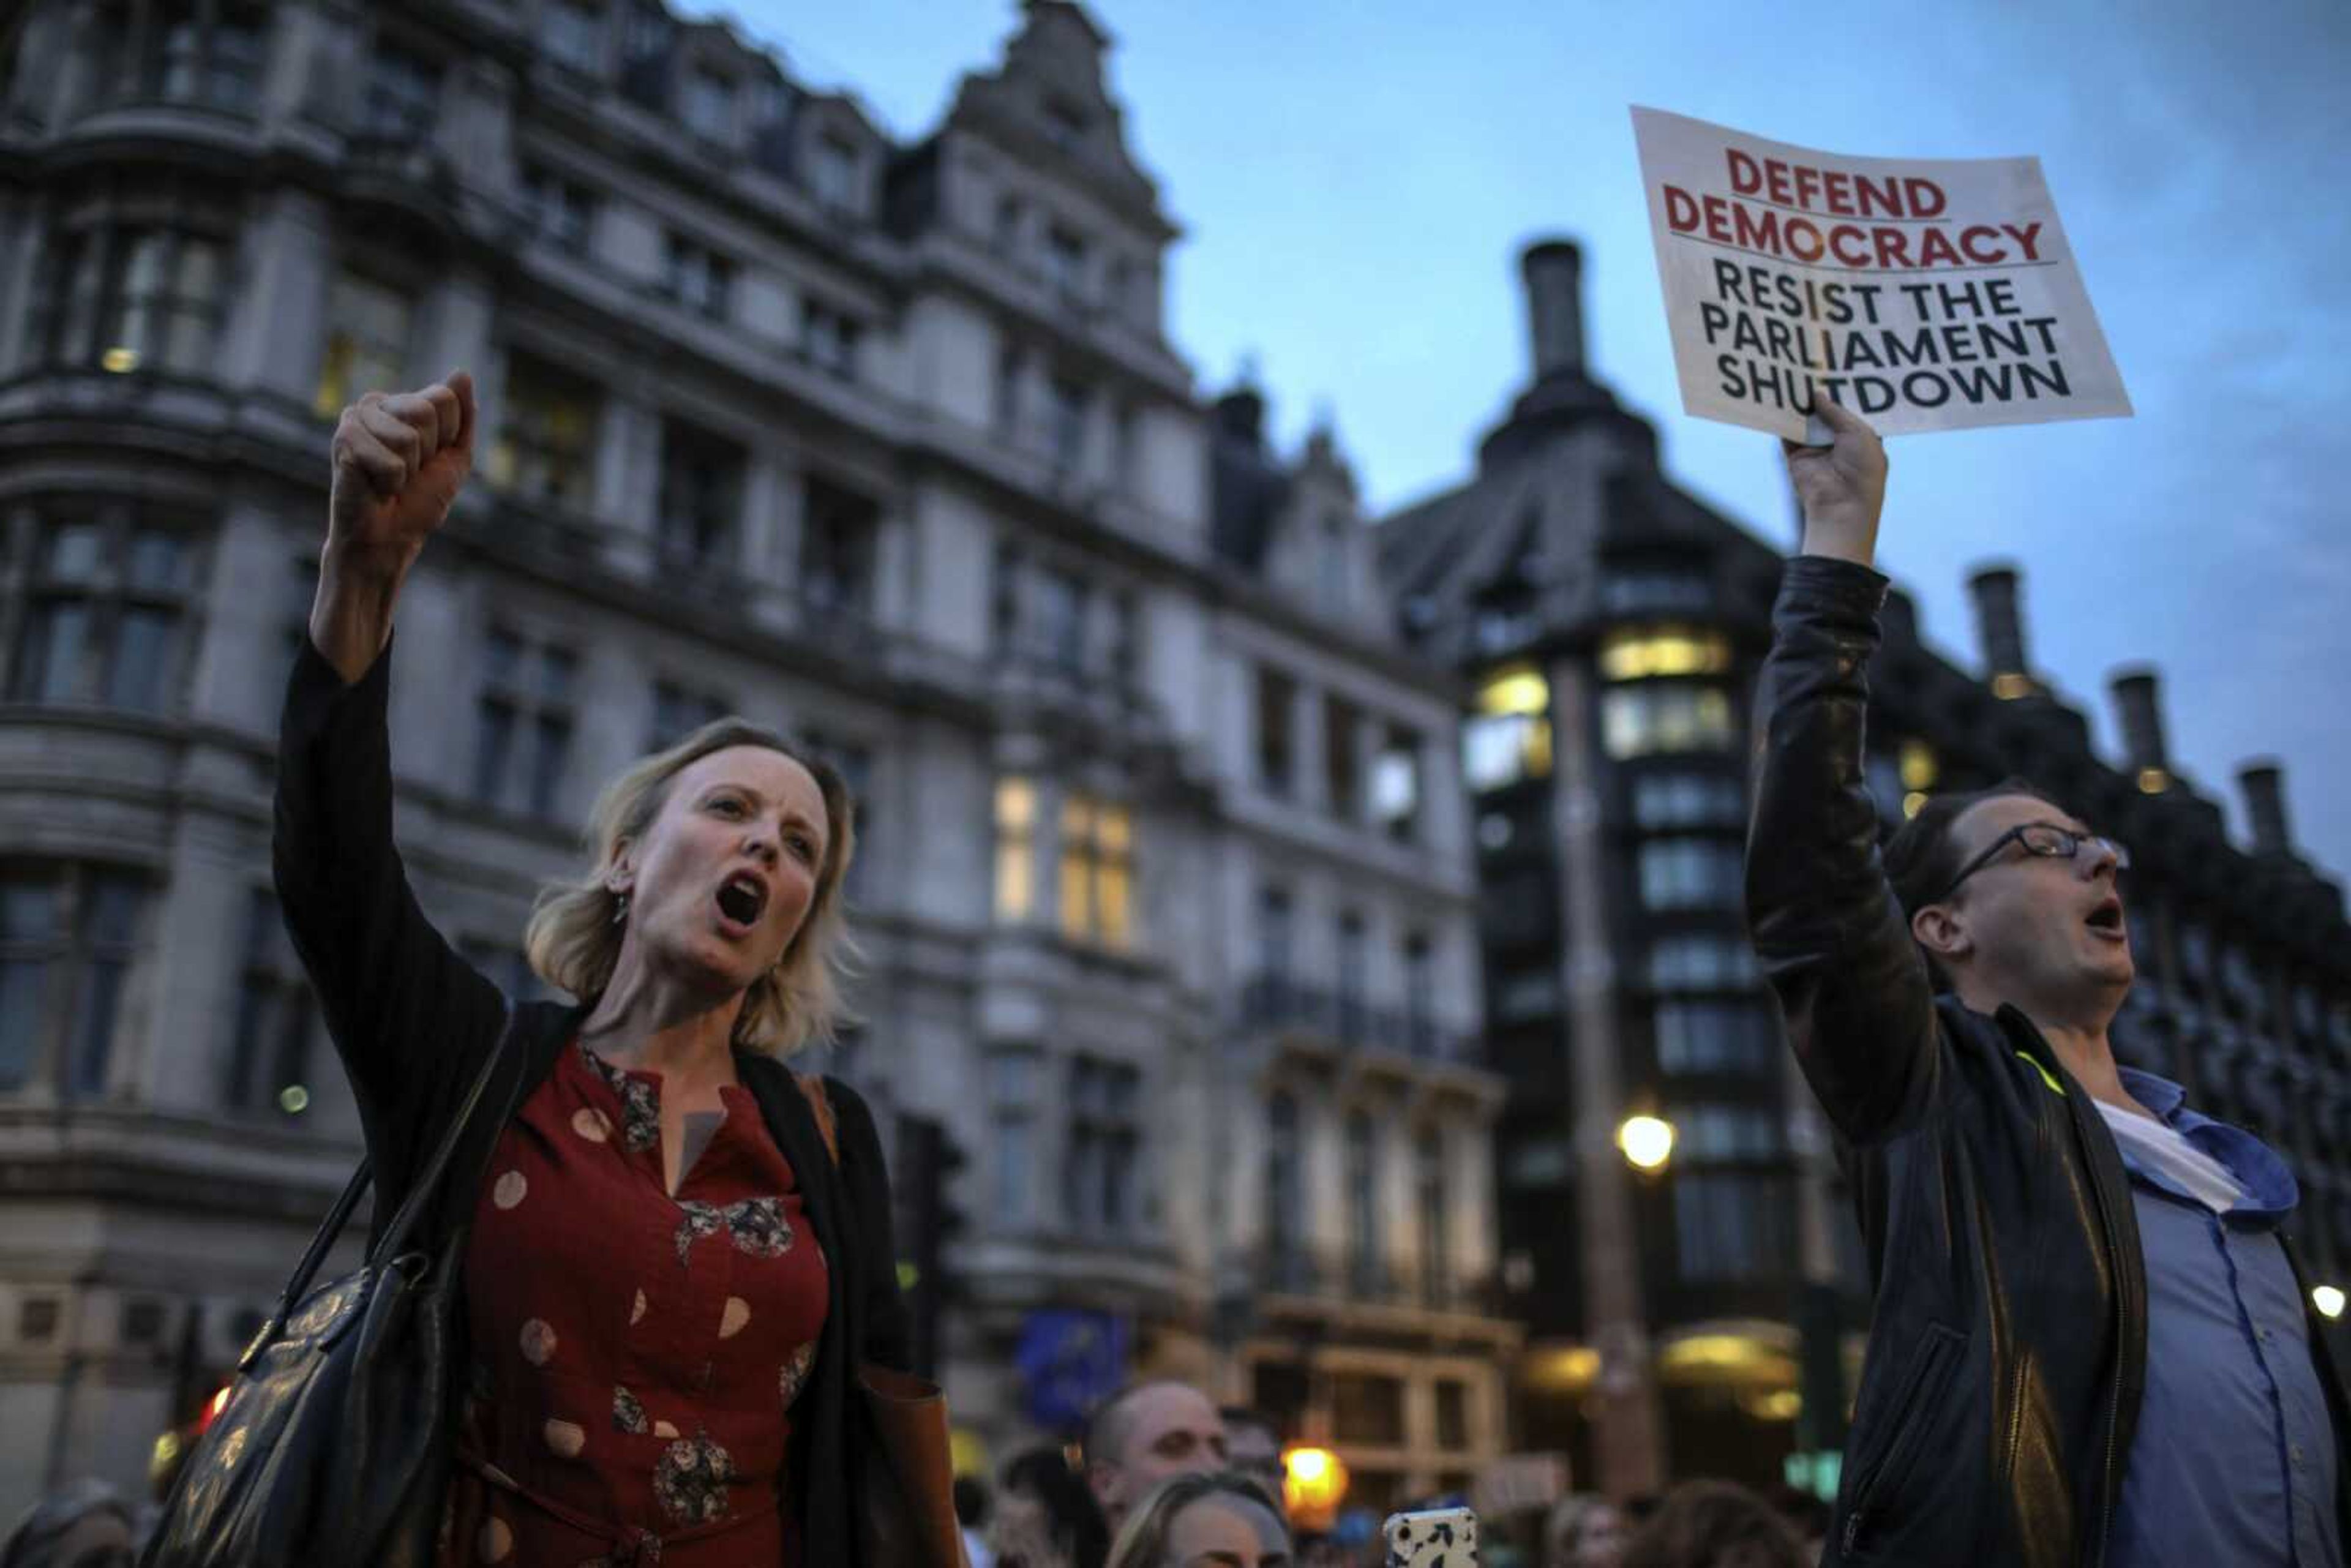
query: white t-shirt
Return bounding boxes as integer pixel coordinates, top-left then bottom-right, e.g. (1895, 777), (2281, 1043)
(2094, 1098), (2245, 1213)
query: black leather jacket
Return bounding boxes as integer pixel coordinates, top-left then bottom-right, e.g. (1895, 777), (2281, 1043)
(1746, 556), (2351, 1567)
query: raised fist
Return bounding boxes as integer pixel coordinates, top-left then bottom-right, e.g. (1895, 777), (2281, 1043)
(326, 371), (476, 568)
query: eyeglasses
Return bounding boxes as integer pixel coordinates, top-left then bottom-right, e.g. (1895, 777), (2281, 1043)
(1935, 821), (2130, 904)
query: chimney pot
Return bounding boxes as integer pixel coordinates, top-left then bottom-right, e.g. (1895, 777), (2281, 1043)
(2240, 761), (2292, 857)
(1521, 239), (1588, 383)
(1213, 385), (1265, 447)
(1966, 563), (2030, 691)
(2108, 667), (2170, 790)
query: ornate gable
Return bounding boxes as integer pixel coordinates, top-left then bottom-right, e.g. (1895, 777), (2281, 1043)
(947, 0), (1174, 237)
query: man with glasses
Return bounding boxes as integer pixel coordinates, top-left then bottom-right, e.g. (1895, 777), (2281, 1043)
(1747, 397), (2348, 1568)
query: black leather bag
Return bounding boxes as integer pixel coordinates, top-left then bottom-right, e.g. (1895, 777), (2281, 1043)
(144, 1007), (516, 1568)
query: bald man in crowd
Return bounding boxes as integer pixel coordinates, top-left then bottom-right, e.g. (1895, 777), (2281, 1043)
(1084, 1379), (1231, 1539)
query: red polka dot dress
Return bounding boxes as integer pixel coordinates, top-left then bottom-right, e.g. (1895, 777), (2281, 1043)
(436, 1040), (829, 1566)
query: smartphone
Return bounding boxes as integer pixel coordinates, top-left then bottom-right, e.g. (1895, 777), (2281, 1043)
(1383, 1504), (1479, 1567)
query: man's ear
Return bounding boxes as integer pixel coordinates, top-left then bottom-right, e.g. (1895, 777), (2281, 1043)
(1912, 902), (1971, 966)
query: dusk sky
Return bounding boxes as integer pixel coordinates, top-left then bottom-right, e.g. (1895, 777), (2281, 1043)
(737, 1), (2351, 883)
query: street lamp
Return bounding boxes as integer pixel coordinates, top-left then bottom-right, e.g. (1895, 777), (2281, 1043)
(1618, 1114), (1676, 1172)
(1283, 1444), (1349, 1527)
(2314, 1285), (2345, 1321)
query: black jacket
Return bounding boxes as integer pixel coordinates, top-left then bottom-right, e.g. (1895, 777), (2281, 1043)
(1746, 556), (2351, 1567)
(272, 636), (910, 1566)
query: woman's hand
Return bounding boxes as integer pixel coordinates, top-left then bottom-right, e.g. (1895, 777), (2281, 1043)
(310, 372), (476, 681)
(1783, 393), (1888, 568)
(328, 372), (476, 569)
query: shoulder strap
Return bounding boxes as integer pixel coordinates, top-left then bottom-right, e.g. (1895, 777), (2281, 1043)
(245, 1000), (515, 1367)
(795, 1072), (841, 1168)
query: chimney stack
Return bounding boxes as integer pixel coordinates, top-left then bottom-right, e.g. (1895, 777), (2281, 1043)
(1521, 240), (1589, 383)
(2239, 762), (2292, 857)
(2108, 667), (2170, 793)
(1213, 384), (1265, 448)
(1966, 564), (2031, 696)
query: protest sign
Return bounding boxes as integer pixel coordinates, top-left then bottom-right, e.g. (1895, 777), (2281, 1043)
(1630, 107), (2131, 440)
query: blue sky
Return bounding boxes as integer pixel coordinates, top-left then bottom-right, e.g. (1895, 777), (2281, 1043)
(733, 1), (2351, 884)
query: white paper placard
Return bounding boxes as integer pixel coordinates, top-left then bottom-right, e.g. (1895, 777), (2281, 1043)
(1631, 106), (2131, 440)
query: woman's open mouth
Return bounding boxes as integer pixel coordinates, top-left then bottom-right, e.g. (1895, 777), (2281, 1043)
(716, 872), (768, 929)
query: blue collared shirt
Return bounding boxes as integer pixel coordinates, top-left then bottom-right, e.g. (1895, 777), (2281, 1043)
(2105, 1068), (2341, 1568)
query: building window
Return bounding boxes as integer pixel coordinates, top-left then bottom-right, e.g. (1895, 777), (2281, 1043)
(1317, 514), (1350, 616)
(1331, 1371), (1405, 1447)
(993, 193), (1024, 256)
(1674, 1172), (1794, 1282)
(1256, 667), (1296, 797)
(1603, 569), (1711, 614)
(1259, 886), (1294, 985)
(1638, 838), (1745, 912)
(471, 628), (577, 820)
(1032, 565), (1086, 675)
(989, 1049), (1037, 1221)
(1598, 626), (1734, 681)
(1491, 966), (1560, 1023)
(1404, 933), (1436, 1051)
(646, 679), (727, 752)
(489, 353), (599, 506)
(226, 890), (318, 1116)
(1669, 1103), (1787, 1161)
(1600, 685), (1736, 759)
(654, 419), (744, 568)
(312, 272), (413, 418)
(39, 221), (230, 377)
(1044, 225), (1087, 300)
(9, 512), (200, 713)
(990, 544), (1022, 649)
(1648, 936), (1760, 992)
(1324, 695), (1360, 822)
(1265, 1090), (1303, 1280)
(1047, 376), (1088, 471)
(1632, 773), (1745, 830)
(993, 777), (1035, 921)
(661, 233), (732, 320)
(1434, 1378), (1469, 1448)
(1109, 591), (1139, 689)
(799, 299), (860, 379)
(800, 475), (879, 617)
(1065, 1055), (1141, 1232)
(1058, 794), (1133, 950)
(1654, 1001), (1778, 1075)
(358, 40), (440, 140)
(1336, 912), (1368, 1040)
(1464, 664), (1552, 790)
(541, 0), (604, 72)
(799, 732), (872, 901)
(0, 865), (146, 1097)
(519, 166), (597, 253)
(1369, 727), (1423, 842)
(993, 345), (1024, 435)
(1417, 1128), (1448, 1303)
(678, 64), (732, 140)
(1346, 1111), (1381, 1292)
(809, 132), (858, 211)
(92, 0), (267, 111)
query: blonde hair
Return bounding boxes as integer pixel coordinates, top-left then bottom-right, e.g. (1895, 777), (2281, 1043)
(1105, 1472), (1286, 1568)
(525, 718), (858, 1054)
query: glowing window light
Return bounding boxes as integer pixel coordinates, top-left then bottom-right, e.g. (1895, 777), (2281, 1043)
(1598, 628), (1733, 683)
